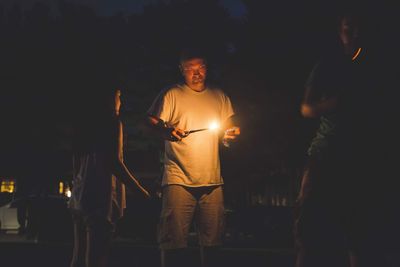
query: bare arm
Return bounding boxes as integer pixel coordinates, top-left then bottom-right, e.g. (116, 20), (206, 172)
(113, 121), (150, 198)
(301, 86), (338, 118)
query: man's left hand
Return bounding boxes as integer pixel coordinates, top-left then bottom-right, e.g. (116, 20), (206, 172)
(222, 127), (240, 147)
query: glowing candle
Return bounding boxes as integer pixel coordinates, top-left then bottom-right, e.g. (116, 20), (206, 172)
(209, 121), (219, 131)
(185, 121), (220, 135)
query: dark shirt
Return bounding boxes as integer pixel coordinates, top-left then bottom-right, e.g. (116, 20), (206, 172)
(306, 50), (369, 161)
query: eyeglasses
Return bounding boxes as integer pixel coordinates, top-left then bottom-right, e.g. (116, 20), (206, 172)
(182, 64), (207, 73)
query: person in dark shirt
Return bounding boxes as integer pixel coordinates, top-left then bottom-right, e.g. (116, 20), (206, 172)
(294, 11), (379, 267)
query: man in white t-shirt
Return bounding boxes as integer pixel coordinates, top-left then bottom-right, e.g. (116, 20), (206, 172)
(147, 48), (240, 267)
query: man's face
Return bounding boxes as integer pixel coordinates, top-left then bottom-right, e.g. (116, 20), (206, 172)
(180, 58), (207, 90)
(338, 17), (359, 49)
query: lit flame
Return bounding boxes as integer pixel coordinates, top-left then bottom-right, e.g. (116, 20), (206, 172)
(209, 122), (219, 131)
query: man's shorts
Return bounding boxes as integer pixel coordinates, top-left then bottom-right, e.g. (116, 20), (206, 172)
(158, 185), (225, 250)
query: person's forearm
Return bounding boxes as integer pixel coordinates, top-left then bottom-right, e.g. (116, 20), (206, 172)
(147, 115), (186, 141)
(301, 97), (338, 118)
(147, 115), (169, 138)
(222, 115), (239, 131)
(113, 159), (149, 196)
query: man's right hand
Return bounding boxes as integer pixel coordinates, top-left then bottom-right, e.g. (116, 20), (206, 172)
(148, 116), (187, 142)
(164, 127), (187, 142)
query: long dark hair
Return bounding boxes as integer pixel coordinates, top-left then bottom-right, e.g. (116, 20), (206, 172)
(72, 83), (120, 155)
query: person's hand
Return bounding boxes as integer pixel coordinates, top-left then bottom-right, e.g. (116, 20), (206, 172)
(126, 180), (151, 199)
(164, 127), (187, 142)
(222, 126), (240, 147)
(141, 187), (151, 199)
(136, 184), (151, 199)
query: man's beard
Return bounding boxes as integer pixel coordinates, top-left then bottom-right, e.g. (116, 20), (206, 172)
(192, 75), (204, 84)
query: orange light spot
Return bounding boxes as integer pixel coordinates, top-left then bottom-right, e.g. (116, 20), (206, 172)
(352, 47), (362, 61)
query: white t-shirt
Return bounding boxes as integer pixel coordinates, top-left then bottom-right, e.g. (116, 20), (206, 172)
(148, 83), (235, 187)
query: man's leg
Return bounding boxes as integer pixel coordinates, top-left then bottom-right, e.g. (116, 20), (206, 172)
(70, 212), (86, 267)
(85, 217), (114, 267)
(196, 186), (225, 267)
(295, 158), (349, 267)
(159, 185), (197, 267)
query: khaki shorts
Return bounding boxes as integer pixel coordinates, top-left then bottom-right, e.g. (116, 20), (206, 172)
(158, 185), (225, 250)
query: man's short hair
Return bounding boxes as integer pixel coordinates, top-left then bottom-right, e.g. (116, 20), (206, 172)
(335, 4), (363, 28)
(179, 47), (208, 65)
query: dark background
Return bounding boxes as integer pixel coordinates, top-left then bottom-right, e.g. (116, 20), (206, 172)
(0, 0), (399, 248)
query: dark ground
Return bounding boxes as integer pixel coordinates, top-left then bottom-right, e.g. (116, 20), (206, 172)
(0, 232), (295, 267)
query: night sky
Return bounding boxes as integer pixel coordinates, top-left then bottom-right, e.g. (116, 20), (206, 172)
(98, 0), (247, 17)
(2, 0), (247, 17)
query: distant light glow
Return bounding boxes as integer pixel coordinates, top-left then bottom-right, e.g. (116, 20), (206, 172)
(0, 179), (15, 193)
(59, 182), (64, 194)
